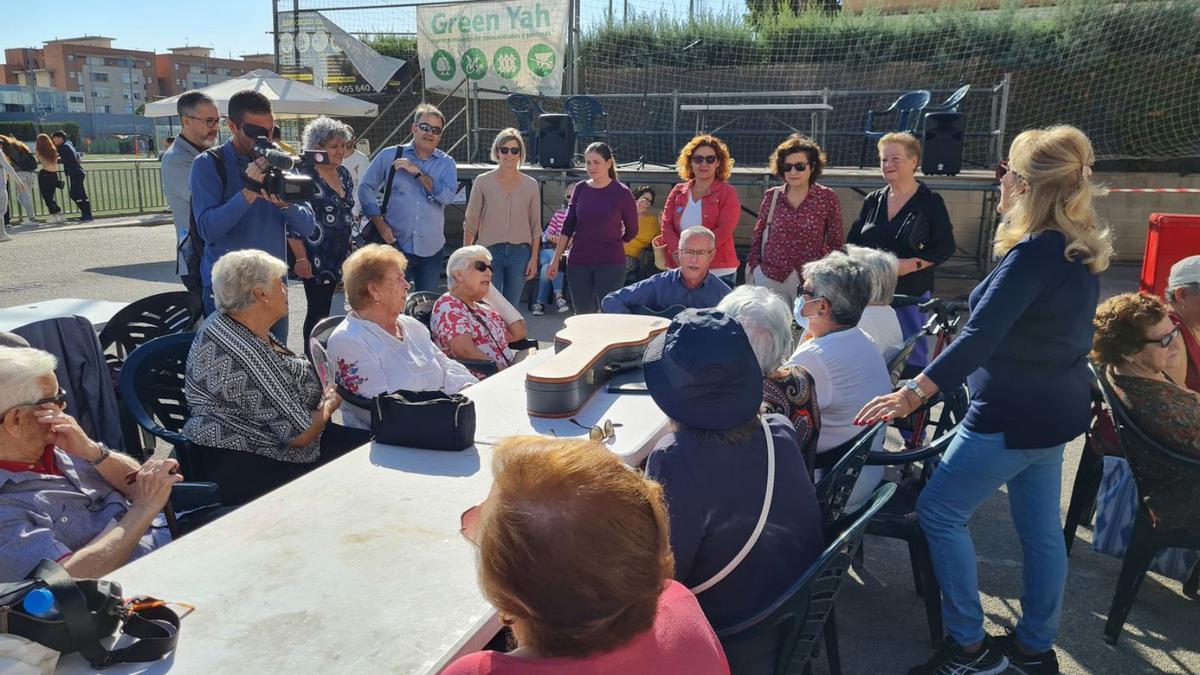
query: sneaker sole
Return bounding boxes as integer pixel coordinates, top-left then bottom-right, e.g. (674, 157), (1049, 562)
(1005, 661), (1057, 675)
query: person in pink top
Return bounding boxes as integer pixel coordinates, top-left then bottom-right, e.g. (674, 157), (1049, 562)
(660, 135), (743, 286)
(445, 436), (730, 675)
(745, 134), (844, 305)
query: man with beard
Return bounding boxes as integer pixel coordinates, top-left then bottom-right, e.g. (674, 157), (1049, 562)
(161, 91), (220, 298)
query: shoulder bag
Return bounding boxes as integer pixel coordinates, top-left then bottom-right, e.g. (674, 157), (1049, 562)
(690, 416), (777, 595)
(0, 560), (182, 668)
(371, 389), (476, 451)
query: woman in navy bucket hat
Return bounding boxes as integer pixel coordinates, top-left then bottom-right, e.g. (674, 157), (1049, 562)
(643, 308), (823, 671)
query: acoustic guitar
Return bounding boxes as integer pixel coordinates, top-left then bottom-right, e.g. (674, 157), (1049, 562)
(526, 314), (670, 418)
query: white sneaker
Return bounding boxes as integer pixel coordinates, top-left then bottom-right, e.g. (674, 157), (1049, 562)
(555, 297), (570, 313)
(532, 303), (545, 316)
(0, 229), (13, 242)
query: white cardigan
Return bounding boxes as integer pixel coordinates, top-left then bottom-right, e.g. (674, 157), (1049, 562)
(325, 312), (478, 430)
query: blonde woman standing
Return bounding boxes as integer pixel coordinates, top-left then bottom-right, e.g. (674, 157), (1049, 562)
(464, 128), (541, 306)
(857, 126), (1114, 675)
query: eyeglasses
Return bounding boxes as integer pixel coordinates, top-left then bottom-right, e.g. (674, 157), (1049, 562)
(184, 115), (222, 129)
(497, 146), (521, 156)
(1144, 325), (1181, 349)
(569, 418), (621, 443)
(472, 260), (493, 273)
(691, 154), (718, 165)
(781, 161), (809, 173)
(416, 121), (443, 136)
(34, 387), (68, 409)
(459, 503), (483, 545)
(679, 247), (714, 258)
(797, 288), (824, 304)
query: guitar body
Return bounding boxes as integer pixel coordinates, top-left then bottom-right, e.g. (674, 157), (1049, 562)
(526, 314), (670, 418)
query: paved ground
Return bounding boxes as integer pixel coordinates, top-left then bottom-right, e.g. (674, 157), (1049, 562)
(2, 217), (1195, 674)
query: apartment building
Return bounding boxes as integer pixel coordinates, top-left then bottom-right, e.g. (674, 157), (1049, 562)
(155, 47), (274, 97)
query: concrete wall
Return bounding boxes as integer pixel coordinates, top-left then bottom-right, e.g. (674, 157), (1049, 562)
(449, 170), (1196, 267)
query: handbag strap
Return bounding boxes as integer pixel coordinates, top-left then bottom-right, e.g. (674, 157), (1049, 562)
(761, 187), (781, 260)
(464, 302), (511, 367)
(690, 416), (776, 595)
(379, 147), (401, 214)
(30, 560), (107, 667)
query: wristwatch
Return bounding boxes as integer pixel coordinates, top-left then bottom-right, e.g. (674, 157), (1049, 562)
(904, 379), (929, 404)
(90, 444), (112, 467)
(414, 170), (424, 179)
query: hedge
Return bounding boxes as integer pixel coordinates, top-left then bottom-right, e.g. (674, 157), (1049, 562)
(0, 121), (82, 144)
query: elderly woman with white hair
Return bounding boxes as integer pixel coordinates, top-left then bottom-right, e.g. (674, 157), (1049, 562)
(718, 285), (820, 476)
(845, 243), (904, 362)
(431, 245), (529, 378)
(287, 116), (356, 354)
(788, 252), (891, 511)
(183, 250), (371, 505)
(463, 128), (541, 305)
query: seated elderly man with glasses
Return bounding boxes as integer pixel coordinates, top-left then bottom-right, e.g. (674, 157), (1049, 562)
(0, 347), (181, 582)
(601, 225), (732, 317)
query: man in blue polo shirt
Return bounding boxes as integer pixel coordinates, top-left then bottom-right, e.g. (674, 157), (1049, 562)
(357, 103), (458, 292)
(190, 90), (316, 341)
(602, 225), (732, 316)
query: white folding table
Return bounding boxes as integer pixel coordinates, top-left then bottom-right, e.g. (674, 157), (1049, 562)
(681, 102), (835, 143)
(0, 298), (128, 333)
(56, 350), (669, 674)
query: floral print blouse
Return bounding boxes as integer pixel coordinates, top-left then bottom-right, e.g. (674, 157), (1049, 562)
(291, 165), (355, 285)
(762, 365), (822, 479)
(430, 294), (513, 378)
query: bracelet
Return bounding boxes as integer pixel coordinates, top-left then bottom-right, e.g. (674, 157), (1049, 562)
(296, 258), (309, 263)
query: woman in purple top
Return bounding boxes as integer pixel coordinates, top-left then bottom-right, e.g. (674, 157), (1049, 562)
(546, 142), (639, 314)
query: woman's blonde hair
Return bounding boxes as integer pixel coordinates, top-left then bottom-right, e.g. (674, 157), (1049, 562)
(995, 125), (1113, 273)
(342, 244), (408, 311)
(490, 127), (526, 163)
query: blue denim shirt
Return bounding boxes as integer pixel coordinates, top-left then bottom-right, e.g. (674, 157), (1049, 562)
(0, 449), (169, 582)
(600, 269), (732, 314)
(190, 139), (317, 288)
(356, 144), (458, 258)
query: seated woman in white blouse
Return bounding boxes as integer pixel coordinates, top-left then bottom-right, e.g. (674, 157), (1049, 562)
(325, 244), (477, 430)
(845, 244), (904, 363)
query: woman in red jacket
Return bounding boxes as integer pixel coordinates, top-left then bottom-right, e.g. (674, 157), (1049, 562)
(660, 135), (742, 286)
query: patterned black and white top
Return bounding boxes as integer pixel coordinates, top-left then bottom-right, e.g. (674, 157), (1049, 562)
(290, 165), (355, 286)
(182, 313), (324, 462)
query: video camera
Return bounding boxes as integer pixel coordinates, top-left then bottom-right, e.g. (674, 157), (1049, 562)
(240, 123), (328, 202)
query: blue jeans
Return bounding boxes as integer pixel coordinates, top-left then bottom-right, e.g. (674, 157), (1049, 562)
(536, 247), (563, 303)
(403, 250), (443, 293)
(202, 285), (289, 344)
(916, 428), (1067, 652)
(487, 242), (532, 306)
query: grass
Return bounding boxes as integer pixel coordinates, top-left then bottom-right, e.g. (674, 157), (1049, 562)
(5, 159), (166, 219)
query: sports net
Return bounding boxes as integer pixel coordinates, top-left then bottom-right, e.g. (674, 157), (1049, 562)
(280, 0), (1200, 167)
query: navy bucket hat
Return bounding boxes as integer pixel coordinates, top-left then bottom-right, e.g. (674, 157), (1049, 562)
(642, 308), (762, 430)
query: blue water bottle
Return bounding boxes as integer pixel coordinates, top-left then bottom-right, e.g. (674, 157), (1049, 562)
(22, 588), (60, 619)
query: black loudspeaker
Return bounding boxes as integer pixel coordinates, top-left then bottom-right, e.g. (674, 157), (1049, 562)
(922, 112), (965, 176)
(538, 114), (574, 169)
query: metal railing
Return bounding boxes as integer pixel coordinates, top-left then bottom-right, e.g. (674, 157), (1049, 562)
(4, 159), (167, 219)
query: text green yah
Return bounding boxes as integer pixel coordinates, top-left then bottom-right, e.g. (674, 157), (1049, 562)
(430, 3), (552, 35)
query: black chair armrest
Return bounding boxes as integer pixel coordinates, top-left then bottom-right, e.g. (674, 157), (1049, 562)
(170, 482), (221, 512)
(508, 338), (539, 351)
(865, 426), (959, 466)
(335, 384), (375, 412)
(459, 358), (499, 377)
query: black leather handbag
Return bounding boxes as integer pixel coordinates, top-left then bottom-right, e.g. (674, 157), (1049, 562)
(371, 389), (477, 451)
(0, 560), (182, 668)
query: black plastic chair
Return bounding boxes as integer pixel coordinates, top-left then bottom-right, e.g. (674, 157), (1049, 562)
(925, 84), (971, 115)
(117, 332), (197, 475)
(563, 95), (609, 151)
(1063, 383), (1111, 554)
(887, 331), (924, 386)
(404, 291), (538, 377)
(716, 482), (897, 675)
(506, 94), (546, 161)
(1091, 363), (1200, 644)
(859, 89), (932, 167)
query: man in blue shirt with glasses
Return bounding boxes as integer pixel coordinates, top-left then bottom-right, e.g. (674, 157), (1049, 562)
(357, 103), (458, 292)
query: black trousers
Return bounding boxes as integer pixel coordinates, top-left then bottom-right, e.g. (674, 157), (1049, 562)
(565, 263), (626, 315)
(302, 278), (338, 357)
(37, 170), (62, 214)
(187, 423), (371, 506)
(66, 172), (91, 219)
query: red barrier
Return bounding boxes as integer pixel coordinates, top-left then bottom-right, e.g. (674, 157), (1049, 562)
(1141, 213), (1200, 296)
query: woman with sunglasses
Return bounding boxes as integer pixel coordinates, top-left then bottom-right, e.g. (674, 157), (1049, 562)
(659, 135), (741, 287)
(463, 128), (541, 306)
(856, 126), (1114, 675)
(746, 134), (843, 305)
(847, 132), (956, 370)
(445, 436), (729, 675)
(432, 245), (528, 378)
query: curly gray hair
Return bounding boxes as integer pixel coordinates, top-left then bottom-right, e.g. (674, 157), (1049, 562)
(717, 286), (794, 375)
(302, 116), (353, 151)
(212, 250), (287, 314)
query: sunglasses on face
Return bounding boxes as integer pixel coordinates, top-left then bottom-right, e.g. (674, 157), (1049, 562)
(497, 146), (521, 156)
(34, 387), (68, 409)
(569, 418), (621, 443)
(995, 160), (1024, 183)
(416, 121), (443, 136)
(1145, 325), (1181, 349)
(691, 154), (719, 165)
(472, 260), (493, 273)
(782, 161), (809, 174)
(459, 503), (483, 545)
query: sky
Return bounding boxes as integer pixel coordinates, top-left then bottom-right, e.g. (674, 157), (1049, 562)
(2, 0), (277, 60)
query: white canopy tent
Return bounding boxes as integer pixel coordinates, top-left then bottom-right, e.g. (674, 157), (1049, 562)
(143, 69), (378, 119)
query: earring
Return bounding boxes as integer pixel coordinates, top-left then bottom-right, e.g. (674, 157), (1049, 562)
(499, 613), (516, 626)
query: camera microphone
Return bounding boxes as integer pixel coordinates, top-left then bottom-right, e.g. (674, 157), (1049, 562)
(260, 148), (295, 170)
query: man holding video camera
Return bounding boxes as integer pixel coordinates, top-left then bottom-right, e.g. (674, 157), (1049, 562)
(190, 90), (316, 341)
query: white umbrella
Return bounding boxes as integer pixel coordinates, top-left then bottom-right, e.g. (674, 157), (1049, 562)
(143, 69), (378, 119)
